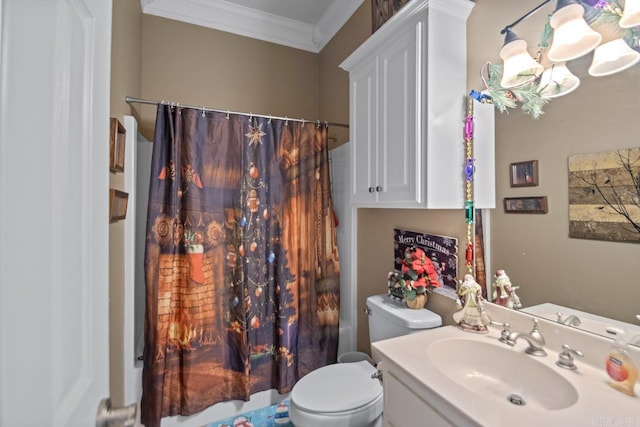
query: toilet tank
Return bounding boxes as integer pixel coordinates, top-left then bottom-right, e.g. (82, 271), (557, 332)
(366, 294), (442, 343)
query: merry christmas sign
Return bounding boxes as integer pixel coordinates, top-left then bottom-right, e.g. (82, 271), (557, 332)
(393, 228), (458, 291)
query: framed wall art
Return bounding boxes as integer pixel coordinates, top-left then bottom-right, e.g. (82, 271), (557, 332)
(568, 147), (640, 243)
(392, 0), (410, 14)
(372, 0), (391, 33)
(509, 160), (539, 187)
(372, 0), (411, 33)
(110, 117), (126, 172)
(503, 196), (548, 214)
(109, 189), (129, 223)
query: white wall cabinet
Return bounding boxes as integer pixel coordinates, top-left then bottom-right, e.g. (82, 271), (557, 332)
(340, 0), (495, 209)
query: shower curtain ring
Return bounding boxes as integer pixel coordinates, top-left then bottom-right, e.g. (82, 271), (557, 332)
(202, 106), (205, 117)
(226, 109), (230, 120)
(316, 120), (320, 129)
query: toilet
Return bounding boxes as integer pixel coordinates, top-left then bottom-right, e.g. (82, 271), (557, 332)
(289, 293), (442, 426)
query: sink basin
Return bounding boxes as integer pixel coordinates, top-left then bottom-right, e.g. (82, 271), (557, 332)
(427, 338), (578, 410)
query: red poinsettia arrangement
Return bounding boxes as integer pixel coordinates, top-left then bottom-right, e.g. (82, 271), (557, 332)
(391, 246), (441, 302)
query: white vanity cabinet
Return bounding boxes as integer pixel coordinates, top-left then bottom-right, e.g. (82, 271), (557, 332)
(377, 358), (476, 427)
(340, 0), (495, 209)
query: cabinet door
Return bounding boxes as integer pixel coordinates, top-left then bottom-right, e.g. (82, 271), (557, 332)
(384, 371), (457, 427)
(350, 59), (379, 204)
(377, 22), (421, 205)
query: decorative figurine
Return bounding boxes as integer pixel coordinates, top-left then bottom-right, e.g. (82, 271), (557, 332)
(492, 269), (522, 310)
(453, 274), (490, 333)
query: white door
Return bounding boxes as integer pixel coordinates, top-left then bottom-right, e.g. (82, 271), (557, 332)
(0, 1), (112, 426)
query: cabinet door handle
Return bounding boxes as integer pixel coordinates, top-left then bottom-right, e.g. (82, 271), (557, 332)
(376, 186), (382, 192)
(368, 186), (375, 193)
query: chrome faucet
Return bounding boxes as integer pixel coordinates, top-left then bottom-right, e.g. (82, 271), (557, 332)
(556, 312), (581, 327)
(507, 318), (547, 357)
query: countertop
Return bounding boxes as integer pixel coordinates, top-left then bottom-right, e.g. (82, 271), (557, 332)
(372, 322), (640, 426)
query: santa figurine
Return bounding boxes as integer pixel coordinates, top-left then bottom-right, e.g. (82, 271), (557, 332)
(491, 269), (522, 310)
(453, 274), (491, 333)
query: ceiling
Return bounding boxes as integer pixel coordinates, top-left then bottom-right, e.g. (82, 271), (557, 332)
(141, 0), (365, 53)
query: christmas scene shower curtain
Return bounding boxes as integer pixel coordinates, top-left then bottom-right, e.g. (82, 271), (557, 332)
(141, 104), (341, 427)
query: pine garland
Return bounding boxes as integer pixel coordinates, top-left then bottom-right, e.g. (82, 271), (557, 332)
(484, 63), (548, 119)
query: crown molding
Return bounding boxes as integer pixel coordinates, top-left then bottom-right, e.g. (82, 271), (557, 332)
(141, 0), (364, 53)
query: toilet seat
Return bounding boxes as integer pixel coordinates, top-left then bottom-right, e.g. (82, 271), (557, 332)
(290, 360), (383, 426)
(292, 360), (382, 413)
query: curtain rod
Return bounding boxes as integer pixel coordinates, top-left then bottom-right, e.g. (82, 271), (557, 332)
(125, 96), (349, 129)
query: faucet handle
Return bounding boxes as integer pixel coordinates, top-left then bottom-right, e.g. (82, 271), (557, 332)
(531, 318), (540, 330)
(490, 321), (512, 344)
(498, 322), (511, 344)
(556, 312), (564, 323)
(556, 344), (583, 370)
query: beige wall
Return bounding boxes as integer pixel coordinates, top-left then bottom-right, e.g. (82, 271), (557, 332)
(318, 2), (371, 149)
(357, 210), (467, 352)
(109, 0), (640, 392)
(110, 0), (143, 406)
(136, 15), (322, 139)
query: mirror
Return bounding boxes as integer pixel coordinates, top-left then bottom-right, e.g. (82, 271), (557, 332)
(522, 302), (640, 341)
(486, 267), (640, 343)
(468, 0), (640, 346)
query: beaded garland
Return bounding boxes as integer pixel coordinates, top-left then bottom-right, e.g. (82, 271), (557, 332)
(464, 95), (475, 275)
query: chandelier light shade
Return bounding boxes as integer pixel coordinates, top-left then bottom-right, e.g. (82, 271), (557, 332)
(487, 0), (640, 117)
(619, 0), (640, 28)
(538, 62), (581, 98)
(588, 37), (640, 76)
(500, 31), (544, 88)
(547, 0), (602, 62)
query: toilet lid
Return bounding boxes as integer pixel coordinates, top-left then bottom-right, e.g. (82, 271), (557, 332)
(292, 361), (382, 414)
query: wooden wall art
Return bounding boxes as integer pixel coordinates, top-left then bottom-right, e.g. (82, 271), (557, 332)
(568, 147), (640, 243)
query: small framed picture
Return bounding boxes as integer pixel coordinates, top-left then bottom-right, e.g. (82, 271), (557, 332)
(503, 196), (548, 214)
(110, 117), (126, 173)
(509, 160), (539, 187)
(109, 189), (129, 223)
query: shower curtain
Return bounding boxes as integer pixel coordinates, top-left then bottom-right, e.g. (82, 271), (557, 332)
(140, 104), (341, 427)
